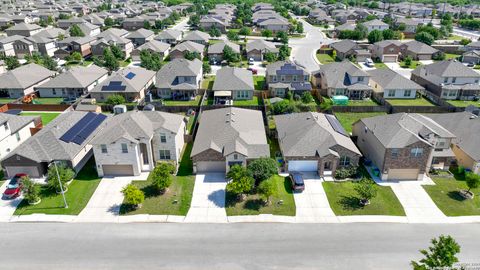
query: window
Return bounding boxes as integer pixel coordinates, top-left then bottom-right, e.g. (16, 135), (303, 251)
(388, 90), (395, 97)
(272, 76), (277, 82)
(404, 90), (411, 97)
(452, 77), (456, 83)
(339, 156), (350, 166)
(391, 149), (399, 158)
(448, 91), (457, 97)
(52, 89), (56, 95)
(233, 154), (238, 160)
(101, 144), (107, 153)
(304, 75), (309, 81)
(160, 133), (166, 143)
(159, 150), (171, 160)
(121, 143), (128, 153)
(436, 141), (446, 148)
(410, 147), (423, 157)
(15, 132), (20, 142)
(3, 123), (8, 131)
(444, 77), (448, 83)
(358, 76), (364, 82)
(292, 75), (297, 82)
(281, 75), (285, 82)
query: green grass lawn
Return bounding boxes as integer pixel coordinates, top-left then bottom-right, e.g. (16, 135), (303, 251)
(0, 98), (18, 104)
(14, 161), (101, 215)
(31, 97), (65, 104)
(202, 76), (215, 90)
(447, 100), (480, 107)
(254, 75), (266, 90)
(20, 112), (61, 125)
(319, 96), (333, 110)
(234, 96), (262, 106)
(225, 175), (295, 216)
(387, 97), (436, 106)
(424, 175), (480, 216)
(163, 95), (201, 106)
(374, 62), (387, 69)
(400, 60), (421, 69)
(119, 60), (131, 67)
(334, 112), (387, 134)
(186, 115), (196, 134)
(445, 53), (461, 60)
(342, 99), (379, 106)
(447, 35), (463, 41)
(66, 60), (93, 67)
(316, 53), (335, 64)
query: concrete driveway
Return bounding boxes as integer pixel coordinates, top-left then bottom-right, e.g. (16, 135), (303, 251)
(385, 62), (413, 79)
(0, 181), (23, 222)
(185, 173), (227, 223)
(293, 172), (337, 223)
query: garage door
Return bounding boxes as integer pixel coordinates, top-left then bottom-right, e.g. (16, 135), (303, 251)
(196, 161), (226, 173)
(6, 166), (40, 178)
(102, 165), (134, 176)
(288, 160), (318, 172)
(388, 169), (419, 180)
(382, 55), (397, 62)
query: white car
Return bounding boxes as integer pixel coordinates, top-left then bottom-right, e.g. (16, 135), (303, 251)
(365, 58), (374, 68)
(248, 58), (254, 65)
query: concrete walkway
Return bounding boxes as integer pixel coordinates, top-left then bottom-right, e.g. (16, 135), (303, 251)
(185, 173), (227, 223)
(0, 181), (23, 222)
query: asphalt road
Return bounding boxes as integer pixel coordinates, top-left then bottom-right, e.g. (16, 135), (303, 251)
(2, 223), (480, 270)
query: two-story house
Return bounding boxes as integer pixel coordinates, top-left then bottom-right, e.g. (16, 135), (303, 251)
(265, 61), (312, 97)
(91, 34), (134, 59)
(5, 22), (42, 37)
(155, 58), (202, 100)
(0, 113), (39, 160)
(362, 19), (389, 33)
(126, 28), (154, 46)
(0, 35), (24, 57)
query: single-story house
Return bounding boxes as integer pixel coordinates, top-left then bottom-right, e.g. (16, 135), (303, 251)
(368, 68), (424, 99)
(0, 63), (56, 99)
(131, 40), (170, 62)
(212, 67), (255, 103)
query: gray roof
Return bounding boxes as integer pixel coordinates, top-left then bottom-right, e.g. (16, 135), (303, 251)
(36, 65), (108, 89)
(315, 60), (371, 89)
(0, 35), (24, 44)
(155, 58), (202, 89)
(183, 30), (210, 42)
(5, 111), (106, 163)
(266, 61), (309, 76)
(155, 29), (182, 40)
(368, 68), (424, 91)
(405, 40), (438, 54)
(171, 41), (204, 53)
(32, 28), (66, 39)
(191, 107), (269, 158)
(126, 28), (154, 39)
(97, 28), (129, 38)
(362, 19), (388, 27)
(335, 22), (356, 31)
(207, 40), (240, 54)
(412, 60), (480, 78)
(246, 39), (278, 53)
(91, 111), (184, 145)
(136, 40), (170, 52)
(93, 33), (131, 45)
(0, 113), (37, 135)
(213, 67), (254, 91)
(275, 112), (361, 157)
(330, 40), (357, 53)
(0, 63), (56, 89)
(91, 67), (156, 93)
(6, 22), (41, 31)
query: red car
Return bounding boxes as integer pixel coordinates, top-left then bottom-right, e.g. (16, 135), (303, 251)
(247, 68), (258, 75)
(2, 173), (26, 199)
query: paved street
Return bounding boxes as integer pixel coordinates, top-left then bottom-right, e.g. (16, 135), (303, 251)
(2, 223), (480, 269)
(170, 17), (189, 32)
(185, 173), (227, 223)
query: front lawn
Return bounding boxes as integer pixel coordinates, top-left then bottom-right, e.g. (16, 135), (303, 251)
(32, 97), (65, 104)
(400, 60), (421, 69)
(234, 96), (262, 106)
(316, 53), (335, 64)
(374, 62), (387, 69)
(334, 112), (387, 134)
(254, 75), (266, 90)
(447, 100), (480, 107)
(201, 76), (215, 90)
(424, 175), (480, 216)
(225, 175), (296, 216)
(162, 95), (202, 106)
(14, 161), (101, 215)
(20, 112), (61, 125)
(387, 97), (436, 106)
(445, 53), (461, 60)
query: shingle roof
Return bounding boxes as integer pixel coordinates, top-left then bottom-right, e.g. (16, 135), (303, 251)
(246, 39), (278, 53)
(183, 30), (210, 42)
(207, 40), (240, 54)
(155, 58), (202, 89)
(126, 28), (154, 39)
(412, 60), (480, 78)
(36, 65), (108, 89)
(362, 19), (388, 27)
(0, 63), (56, 89)
(97, 28), (129, 38)
(266, 61), (309, 76)
(405, 40), (438, 54)
(213, 67), (254, 91)
(330, 40), (357, 53)
(316, 60), (370, 89)
(155, 29), (182, 40)
(0, 113), (37, 135)
(171, 41), (204, 53)
(91, 67), (156, 93)
(368, 68), (424, 91)
(136, 40), (170, 52)
(6, 22), (41, 31)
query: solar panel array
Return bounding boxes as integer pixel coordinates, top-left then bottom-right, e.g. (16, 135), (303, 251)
(125, 72), (136, 80)
(60, 112), (107, 145)
(325, 114), (349, 137)
(277, 63), (304, 76)
(101, 81), (126, 91)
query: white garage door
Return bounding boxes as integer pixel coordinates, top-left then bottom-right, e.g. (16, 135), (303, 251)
(388, 169), (419, 180)
(382, 55), (397, 62)
(288, 160), (318, 172)
(102, 165), (134, 176)
(196, 161), (226, 173)
(6, 166), (40, 178)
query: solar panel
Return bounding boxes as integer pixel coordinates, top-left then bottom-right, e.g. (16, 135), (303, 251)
(325, 114), (349, 137)
(101, 81), (127, 91)
(59, 112), (97, 143)
(71, 114), (107, 145)
(125, 72), (136, 80)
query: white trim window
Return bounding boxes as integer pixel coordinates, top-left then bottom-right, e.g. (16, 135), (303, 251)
(410, 147), (423, 157)
(159, 150), (171, 160)
(339, 156), (351, 166)
(121, 143), (128, 153)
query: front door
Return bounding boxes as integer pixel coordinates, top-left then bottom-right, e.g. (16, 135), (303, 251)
(140, 143), (149, 165)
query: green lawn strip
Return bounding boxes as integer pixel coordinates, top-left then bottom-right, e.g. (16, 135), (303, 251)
(423, 177), (480, 216)
(316, 53), (335, 64)
(225, 175), (296, 216)
(0, 98), (18, 104)
(445, 53), (460, 60)
(323, 180), (406, 216)
(374, 62), (387, 69)
(234, 96), (262, 106)
(386, 97), (436, 106)
(268, 136), (281, 159)
(447, 100), (480, 107)
(202, 76), (215, 90)
(20, 112), (61, 125)
(254, 75), (266, 90)
(334, 112), (387, 134)
(32, 97), (65, 104)
(14, 161), (101, 215)
(345, 99), (379, 106)
(119, 60), (131, 67)
(447, 35), (463, 40)
(399, 60), (421, 69)
(163, 95), (201, 106)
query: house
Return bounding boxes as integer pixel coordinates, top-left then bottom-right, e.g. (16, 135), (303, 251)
(370, 40), (406, 62)
(0, 63), (56, 99)
(212, 67), (255, 104)
(182, 30), (210, 45)
(207, 40), (240, 62)
(368, 68), (424, 99)
(362, 19), (389, 33)
(258, 17), (290, 33)
(199, 16), (228, 33)
(404, 40), (439, 60)
(462, 50), (480, 64)
(57, 17), (87, 29)
(131, 40), (170, 62)
(312, 60), (372, 100)
(11, 37), (35, 58)
(308, 8), (335, 24)
(169, 41), (205, 60)
(0, 113), (39, 160)
(246, 39), (279, 61)
(91, 34), (134, 59)
(33, 28), (66, 40)
(83, 14), (105, 27)
(72, 22), (101, 37)
(274, 112), (361, 176)
(71, 36), (97, 57)
(126, 28), (154, 46)
(411, 60), (480, 100)
(353, 113), (456, 180)
(0, 35), (24, 57)
(1, 111), (107, 178)
(91, 111), (186, 177)
(5, 23), (42, 37)
(266, 61), (311, 97)
(465, 41), (480, 52)
(97, 28), (130, 38)
(395, 18), (422, 34)
(90, 67), (156, 103)
(35, 65), (108, 99)
(25, 35), (57, 57)
(155, 58), (202, 100)
(191, 107), (269, 174)
(428, 112), (480, 174)
(329, 39), (371, 62)
(155, 29), (182, 44)
(122, 16), (146, 31)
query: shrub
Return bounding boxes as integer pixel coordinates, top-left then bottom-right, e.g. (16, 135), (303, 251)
(301, 92), (314, 104)
(226, 165), (254, 199)
(293, 94), (301, 101)
(150, 163), (173, 193)
(354, 178), (377, 205)
(272, 100), (298, 115)
(247, 158), (278, 183)
(122, 184), (145, 207)
(105, 94), (126, 105)
(335, 166), (359, 179)
(258, 179), (275, 204)
(47, 164), (75, 192)
(21, 176), (40, 204)
(465, 173), (480, 192)
(411, 235), (460, 269)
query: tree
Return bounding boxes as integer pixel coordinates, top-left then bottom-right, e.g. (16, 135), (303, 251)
(105, 94), (126, 105)
(4, 56), (20, 70)
(382, 29), (396, 40)
(223, 45), (240, 63)
(69, 24), (85, 37)
(465, 173), (480, 194)
(354, 178), (377, 205)
(368, 29), (384, 44)
(184, 51), (201, 60)
(404, 55), (413, 67)
(143, 20), (151, 29)
(296, 22), (304, 33)
(227, 30), (239, 41)
(460, 38), (472, 45)
(258, 179), (275, 205)
(202, 61), (211, 74)
(42, 55), (58, 71)
(278, 45), (290, 61)
(105, 17), (114, 27)
(103, 47), (119, 71)
(261, 29), (273, 39)
(238, 27), (251, 36)
(272, 99), (298, 115)
(122, 184), (145, 208)
(264, 51), (277, 62)
(332, 50), (337, 60)
(47, 164), (75, 192)
(188, 15), (200, 28)
(208, 26), (221, 37)
(21, 176), (40, 205)
(276, 31), (289, 44)
(247, 158), (278, 183)
(411, 235), (461, 269)
(70, 51), (82, 62)
(140, 50), (162, 71)
(415, 31), (435, 45)
(155, 20), (164, 30)
(110, 45), (125, 60)
(301, 91), (314, 103)
(226, 165), (254, 199)
(354, 24), (368, 40)
(150, 163), (173, 194)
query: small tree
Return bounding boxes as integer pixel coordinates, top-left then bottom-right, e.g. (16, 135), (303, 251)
(354, 178), (377, 206)
(143, 20), (151, 29)
(264, 51), (277, 63)
(21, 176), (40, 204)
(47, 164), (75, 192)
(202, 61), (211, 74)
(103, 47), (119, 71)
(258, 179), (275, 205)
(331, 50), (337, 61)
(238, 27), (251, 36)
(227, 30), (239, 41)
(42, 55), (58, 71)
(261, 29), (273, 39)
(411, 235), (461, 269)
(4, 56), (20, 70)
(105, 17), (114, 27)
(208, 26), (221, 37)
(415, 31), (435, 45)
(122, 184), (145, 208)
(69, 24), (85, 37)
(404, 55), (413, 67)
(296, 22), (304, 34)
(247, 158), (278, 183)
(465, 173), (480, 198)
(301, 92), (314, 104)
(110, 44), (125, 60)
(105, 94), (126, 105)
(276, 31), (289, 44)
(184, 51), (201, 60)
(150, 163), (173, 194)
(70, 51), (82, 62)
(226, 165), (254, 200)
(368, 29), (384, 44)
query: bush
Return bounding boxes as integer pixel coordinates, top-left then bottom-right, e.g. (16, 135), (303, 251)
(122, 184), (145, 207)
(403, 56), (412, 67)
(293, 94), (301, 101)
(105, 94), (126, 105)
(21, 176), (40, 204)
(47, 164), (75, 192)
(465, 173), (480, 193)
(272, 100), (299, 115)
(150, 163), (173, 193)
(258, 179), (275, 204)
(226, 165), (254, 199)
(301, 92), (314, 104)
(247, 158), (278, 183)
(335, 166), (359, 179)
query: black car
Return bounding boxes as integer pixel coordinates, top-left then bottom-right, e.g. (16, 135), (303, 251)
(289, 172), (305, 192)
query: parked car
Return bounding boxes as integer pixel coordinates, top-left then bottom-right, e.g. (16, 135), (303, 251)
(289, 172), (305, 192)
(2, 173), (27, 199)
(247, 68), (258, 75)
(248, 58), (254, 65)
(365, 58), (374, 68)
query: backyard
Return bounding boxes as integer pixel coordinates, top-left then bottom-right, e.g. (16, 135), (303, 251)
(447, 100), (480, 107)
(162, 95), (202, 106)
(20, 112), (61, 125)
(386, 97), (436, 106)
(201, 76), (215, 90)
(334, 112), (387, 134)
(316, 53), (335, 64)
(254, 76), (266, 90)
